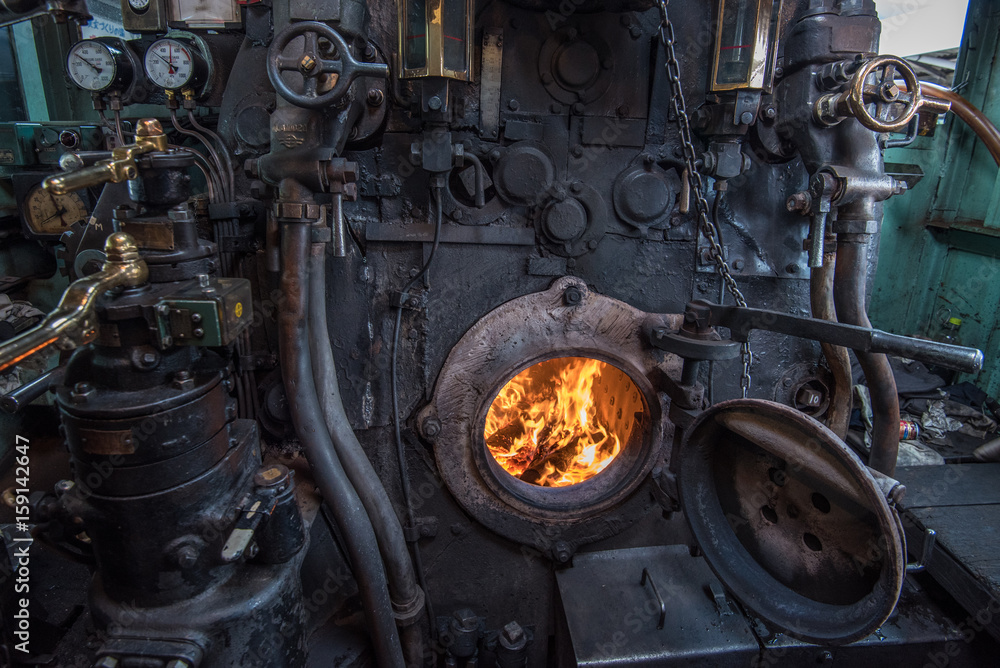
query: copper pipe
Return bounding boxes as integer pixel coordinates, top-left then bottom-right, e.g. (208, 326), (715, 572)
(905, 81), (1000, 167)
(810, 245), (852, 440)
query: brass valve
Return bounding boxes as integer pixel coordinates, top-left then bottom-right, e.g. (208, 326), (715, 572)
(42, 119), (169, 195)
(0, 233), (148, 374)
(815, 56), (951, 133)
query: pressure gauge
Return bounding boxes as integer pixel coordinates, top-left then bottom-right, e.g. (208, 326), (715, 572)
(144, 38), (208, 92)
(22, 184), (88, 239)
(127, 0), (151, 13)
(66, 40), (133, 93)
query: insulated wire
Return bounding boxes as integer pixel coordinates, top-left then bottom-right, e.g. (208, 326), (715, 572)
(187, 110), (236, 204)
(390, 184), (443, 625)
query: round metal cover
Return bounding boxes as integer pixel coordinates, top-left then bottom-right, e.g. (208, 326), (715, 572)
(678, 399), (906, 645)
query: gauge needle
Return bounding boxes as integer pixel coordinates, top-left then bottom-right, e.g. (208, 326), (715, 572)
(153, 50), (176, 75)
(39, 208), (68, 227)
(74, 54), (102, 75)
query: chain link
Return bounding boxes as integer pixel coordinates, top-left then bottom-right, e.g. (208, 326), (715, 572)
(657, 0), (753, 397)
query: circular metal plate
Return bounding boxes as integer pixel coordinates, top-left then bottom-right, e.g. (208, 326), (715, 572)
(678, 399), (906, 645)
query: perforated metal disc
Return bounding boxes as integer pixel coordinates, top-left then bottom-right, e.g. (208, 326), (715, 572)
(678, 399), (906, 645)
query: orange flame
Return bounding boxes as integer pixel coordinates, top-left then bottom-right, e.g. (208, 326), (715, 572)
(484, 357), (644, 487)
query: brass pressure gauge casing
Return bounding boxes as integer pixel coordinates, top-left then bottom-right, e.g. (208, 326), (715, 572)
(710, 0), (783, 92)
(398, 0), (474, 81)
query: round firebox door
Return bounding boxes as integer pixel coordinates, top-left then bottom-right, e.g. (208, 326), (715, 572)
(678, 399), (907, 645)
(421, 277), (680, 555)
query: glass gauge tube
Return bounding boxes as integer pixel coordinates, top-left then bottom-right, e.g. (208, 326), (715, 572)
(711, 0), (781, 92)
(398, 0), (473, 80)
(144, 38), (208, 91)
(67, 40), (128, 92)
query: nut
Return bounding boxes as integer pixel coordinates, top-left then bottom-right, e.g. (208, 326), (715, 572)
(421, 417), (442, 440)
(563, 286), (583, 306)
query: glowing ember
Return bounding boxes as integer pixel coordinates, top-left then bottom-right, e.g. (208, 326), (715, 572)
(484, 357), (644, 487)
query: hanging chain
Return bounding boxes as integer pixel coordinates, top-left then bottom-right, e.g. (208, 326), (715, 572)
(656, 0), (753, 397)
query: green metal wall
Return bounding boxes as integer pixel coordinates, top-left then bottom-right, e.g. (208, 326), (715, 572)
(873, 0), (1000, 396)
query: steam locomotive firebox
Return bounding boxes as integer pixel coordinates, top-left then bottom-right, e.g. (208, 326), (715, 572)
(0, 0), (996, 666)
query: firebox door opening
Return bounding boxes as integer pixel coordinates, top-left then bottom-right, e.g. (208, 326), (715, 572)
(484, 356), (645, 489)
(471, 349), (656, 517)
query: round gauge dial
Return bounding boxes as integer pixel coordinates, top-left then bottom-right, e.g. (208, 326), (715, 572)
(144, 38), (205, 91)
(23, 185), (88, 237)
(127, 0), (150, 12)
(67, 41), (118, 91)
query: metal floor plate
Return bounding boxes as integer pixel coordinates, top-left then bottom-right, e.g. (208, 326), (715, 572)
(555, 545), (759, 667)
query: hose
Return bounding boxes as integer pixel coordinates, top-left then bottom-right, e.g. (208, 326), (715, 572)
(307, 243), (426, 662)
(810, 246), (853, 439)
(834, 234), (900, 476)
(279, 221), (404, 668)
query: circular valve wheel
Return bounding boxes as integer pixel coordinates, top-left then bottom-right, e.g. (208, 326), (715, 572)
(846, 56), (924, 133)
(267, 21), (388, 110)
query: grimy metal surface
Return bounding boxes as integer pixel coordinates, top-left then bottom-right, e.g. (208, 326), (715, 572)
(2, 0), (997, 666)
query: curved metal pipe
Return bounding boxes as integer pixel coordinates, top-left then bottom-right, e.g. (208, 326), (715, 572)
(912, 81), (1000, 167)
(307, 244), (426, 659)
(810, 246), (853, 439)
(279, 222), (404, 668)
(834, 234), (900, 476)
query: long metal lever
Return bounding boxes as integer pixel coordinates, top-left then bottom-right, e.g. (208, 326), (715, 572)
(0, 233), (148, 374)
(659, 301), (983, 374)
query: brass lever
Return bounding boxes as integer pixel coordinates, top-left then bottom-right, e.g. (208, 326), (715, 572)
(0, 233), (148, 374)
(42, 119), (168, 195)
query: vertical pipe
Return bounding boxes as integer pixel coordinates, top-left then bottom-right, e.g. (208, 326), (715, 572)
(834, 234), (900, 476)
(279, 221), (405, 668)
(810, 246), (853, 440)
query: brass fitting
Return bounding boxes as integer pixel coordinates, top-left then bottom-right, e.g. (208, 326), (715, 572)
(0, 233), (149, 374)
(42, 119), (169, 195)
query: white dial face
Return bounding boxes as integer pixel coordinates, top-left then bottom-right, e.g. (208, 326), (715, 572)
(145, 39), (195, 90)
(128, 0), (150, 11)
(67, 41), (117, 91)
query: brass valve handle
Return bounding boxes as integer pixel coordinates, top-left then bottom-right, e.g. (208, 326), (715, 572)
(42, 119), (168, 195)
(0, 233), (148, 374)
(817, 56), (951, 133)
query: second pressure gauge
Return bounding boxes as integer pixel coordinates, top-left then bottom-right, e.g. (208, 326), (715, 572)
(144, 38), (209, 92)
(66, 39), (134, 92)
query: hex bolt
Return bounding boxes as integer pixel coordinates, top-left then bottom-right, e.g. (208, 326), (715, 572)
(553, 541), (573, 563)
(764, 106), (777, 119)
(787, 191), (812, 213)
(501, 621), (525, 646)
(176, 545), (198, 569)
(786, 263), (800, 275)
(563, 286), (583, 306)
(422, 417), (442, 440)
(797, 387), (824, 407)
(452, 608), (478, 632)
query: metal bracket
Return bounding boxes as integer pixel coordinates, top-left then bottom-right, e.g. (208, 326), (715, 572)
(640, 568), (667, 630)
(906, 528), (937, 573)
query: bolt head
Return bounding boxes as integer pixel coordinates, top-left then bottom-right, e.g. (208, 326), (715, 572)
(563, 286), (583, 306)
(367, 88), (385, 106)
(740, 111), (755, 125)
(427, 96), (443, 111)
(141, 352), (157, 365)
(452, 608), (478, 631)
(422, 417), (442, 439)
(502, 621), (524, 644)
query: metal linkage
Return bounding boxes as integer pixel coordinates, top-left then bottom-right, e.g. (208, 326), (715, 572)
(656, 0), (753, 396)
(650, 301), (985, 375)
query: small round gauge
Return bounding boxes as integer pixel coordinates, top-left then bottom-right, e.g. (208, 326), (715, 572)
(22, 185), (88, 238)
(67, 41), (119, 92)
(144, 38), (208, 92)
(127, 0), (150, 13)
